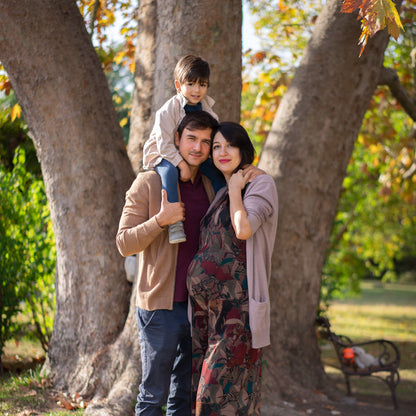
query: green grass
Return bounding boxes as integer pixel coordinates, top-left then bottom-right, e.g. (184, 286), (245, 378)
(1, 339), (85, 415)
(0, 366), (83, 415)
(321, 280), (416, 403)
(327, 281), (416, 342)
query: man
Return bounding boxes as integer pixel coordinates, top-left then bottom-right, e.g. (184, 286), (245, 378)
(116, 111), (260, 415)
(117, 111), (218, 416)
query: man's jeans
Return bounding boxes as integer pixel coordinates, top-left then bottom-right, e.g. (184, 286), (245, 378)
(135, 303), (191, 416)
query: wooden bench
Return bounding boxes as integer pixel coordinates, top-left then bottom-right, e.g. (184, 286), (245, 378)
(316, 316), (401, 409)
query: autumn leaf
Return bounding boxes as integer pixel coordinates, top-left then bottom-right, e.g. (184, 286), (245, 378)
(341, 0), (404, 56)
(11, 103), (21, 121)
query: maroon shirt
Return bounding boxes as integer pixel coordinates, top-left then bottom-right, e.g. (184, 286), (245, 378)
(174, 171), (210, 302)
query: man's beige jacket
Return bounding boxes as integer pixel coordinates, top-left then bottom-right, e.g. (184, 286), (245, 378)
(116, 170), (215, 311)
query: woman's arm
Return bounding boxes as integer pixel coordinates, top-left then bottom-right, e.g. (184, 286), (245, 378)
(228, 170), (252, 240)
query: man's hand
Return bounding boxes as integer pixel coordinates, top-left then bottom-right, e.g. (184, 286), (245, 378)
(178, 160), (191, 182)
(155, 190), (185, 227)
(241, 164), (265, 183)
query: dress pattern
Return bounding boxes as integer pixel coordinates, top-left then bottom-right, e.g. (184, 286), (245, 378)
(187, 191), (262, 416)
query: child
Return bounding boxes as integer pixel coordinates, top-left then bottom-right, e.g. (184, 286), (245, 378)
(143, 55), (225, 244)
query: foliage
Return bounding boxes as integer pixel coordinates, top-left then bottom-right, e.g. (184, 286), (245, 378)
(341, 0), (404, 56)
(242, 0), (322, 152)
(322, 1), (416, 303)
(106, 50), (133, 143)
(0, 147), (56, 358)
(77, 0), (137, 71)
(0, 95), (41, 177)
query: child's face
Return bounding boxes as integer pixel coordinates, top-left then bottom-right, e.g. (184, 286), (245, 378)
(175, 79), (208, 105)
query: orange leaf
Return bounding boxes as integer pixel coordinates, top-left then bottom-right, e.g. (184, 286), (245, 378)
(340, 0), (365, 14)
(11, 103), (21, 121)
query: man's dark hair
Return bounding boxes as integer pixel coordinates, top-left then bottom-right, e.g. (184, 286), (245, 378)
(177, 111), (219, 139)
(214, 122), (255, 172)
(174, 55), (210, 86)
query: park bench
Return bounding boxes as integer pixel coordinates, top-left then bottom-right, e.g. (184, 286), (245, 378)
(316, 316), (401, 409)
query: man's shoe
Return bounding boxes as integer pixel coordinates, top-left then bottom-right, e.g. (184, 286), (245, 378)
(169, 221), (186, 244)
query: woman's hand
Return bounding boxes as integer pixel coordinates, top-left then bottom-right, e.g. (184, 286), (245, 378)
(229, 169), (250, 192)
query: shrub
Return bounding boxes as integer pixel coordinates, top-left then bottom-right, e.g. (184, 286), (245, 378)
(0, 148), (56, 362)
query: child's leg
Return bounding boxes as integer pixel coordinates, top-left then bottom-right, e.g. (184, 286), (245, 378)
(200, 158), (226, 194)
(154, 159), (186, 244)
(154, 159), (179, 203)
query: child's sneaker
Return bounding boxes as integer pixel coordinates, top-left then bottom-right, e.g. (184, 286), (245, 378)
(169, 221), (186, 244)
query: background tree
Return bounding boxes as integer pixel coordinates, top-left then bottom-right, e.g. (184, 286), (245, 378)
(243, 0), (416, 301)
(256, 0), (392, 396)
(128, 0), (243, 173)
(0, 1), (134, 411)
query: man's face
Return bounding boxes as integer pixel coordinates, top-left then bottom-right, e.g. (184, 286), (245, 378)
(174, 127), (212, 168)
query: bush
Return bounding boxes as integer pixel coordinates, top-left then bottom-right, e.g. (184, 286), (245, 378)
(0, 148), (56, 362)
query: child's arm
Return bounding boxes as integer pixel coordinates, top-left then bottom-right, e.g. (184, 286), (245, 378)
(144, 98), (184, 169)
(177, 160), (191, 182)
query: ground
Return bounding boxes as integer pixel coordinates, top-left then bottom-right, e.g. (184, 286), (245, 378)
(2, 281), (415, 415)
(262, 391), (416, 416)
(2, 355), (415, 416)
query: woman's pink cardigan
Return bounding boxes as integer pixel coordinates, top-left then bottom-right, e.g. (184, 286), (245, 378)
(206, 174), (278, 348)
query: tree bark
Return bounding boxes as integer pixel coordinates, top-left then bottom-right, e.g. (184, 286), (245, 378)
(128, 0), (243, 173)
(258, 0), (390, 402)
(0, 0), (135, 403)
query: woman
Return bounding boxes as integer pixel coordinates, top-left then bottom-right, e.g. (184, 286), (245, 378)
(187, 122), (278, 415)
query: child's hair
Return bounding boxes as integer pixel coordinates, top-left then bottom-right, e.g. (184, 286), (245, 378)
(214, 122), (255, 172)
(174, 55), (210, 86)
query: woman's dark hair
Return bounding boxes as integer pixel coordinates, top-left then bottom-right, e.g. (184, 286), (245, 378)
(214, 122), (255, 172)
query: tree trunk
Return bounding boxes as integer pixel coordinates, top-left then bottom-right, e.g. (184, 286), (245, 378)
(258, 0), (389, 402)
(0, 0), (135, 403)
(128, 0), (242, 173)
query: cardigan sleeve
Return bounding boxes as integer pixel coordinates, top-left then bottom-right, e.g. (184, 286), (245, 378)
(116, 174), (164, 257)
(243, 175), (278, 235)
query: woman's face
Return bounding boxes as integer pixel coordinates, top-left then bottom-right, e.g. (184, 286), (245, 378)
(212, 132), (242, 177)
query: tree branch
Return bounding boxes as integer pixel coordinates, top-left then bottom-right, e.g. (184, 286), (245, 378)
(378, 66), (416, 122)
(89, 0), (100, 38)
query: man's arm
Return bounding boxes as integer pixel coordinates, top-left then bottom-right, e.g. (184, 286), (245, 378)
(116, 175), (184, 257)
(241, 164), (265, 182)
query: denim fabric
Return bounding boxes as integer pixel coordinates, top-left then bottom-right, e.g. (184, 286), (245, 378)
(155, 159), (179, 203)
(135, 303), (191, 416)
(199, 158), (226, 194)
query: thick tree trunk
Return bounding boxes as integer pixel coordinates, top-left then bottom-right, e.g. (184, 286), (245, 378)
(128, 0), (243, 173)
(0, 0), (135, 405)
(258, 0), (389, 403)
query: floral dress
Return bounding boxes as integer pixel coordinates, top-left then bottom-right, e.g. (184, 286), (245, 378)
(187, 190), (262, 416)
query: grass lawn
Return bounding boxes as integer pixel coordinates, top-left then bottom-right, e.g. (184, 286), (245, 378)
(321, 280), (416, 404)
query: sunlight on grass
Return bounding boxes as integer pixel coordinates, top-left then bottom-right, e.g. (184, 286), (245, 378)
(326, 281), (416, 342)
